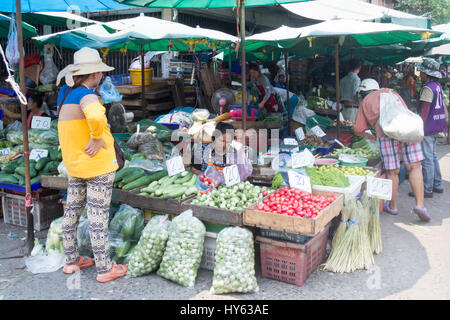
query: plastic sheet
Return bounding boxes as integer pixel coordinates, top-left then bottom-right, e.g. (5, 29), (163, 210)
(138, 139), (164, 162)
(99, 76), (122, 104)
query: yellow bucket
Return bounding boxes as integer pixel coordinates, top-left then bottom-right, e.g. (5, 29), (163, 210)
(129, 68), (153, 86)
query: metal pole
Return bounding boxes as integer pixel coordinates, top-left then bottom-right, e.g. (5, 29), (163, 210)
(335, 43), (341, 140)
(228, 46), (232, 84)
(240, 0), (247, 132)
(284, 51), (290, 135)
(141, 44), (145, 108)
(16, 0), (34, 255)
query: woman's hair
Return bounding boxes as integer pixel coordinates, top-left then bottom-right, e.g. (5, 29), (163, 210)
(249, 63), (261, 73)
(212, 122), (234, 142)
(72, 74), (92, 89)
(29, 93), (44, 108)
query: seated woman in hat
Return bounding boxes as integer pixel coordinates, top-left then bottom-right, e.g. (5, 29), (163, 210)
(56, 47), (126, 283)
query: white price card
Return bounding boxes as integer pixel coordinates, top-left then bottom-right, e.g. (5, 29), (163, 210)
(30, 149), (48, 161)
(291, 149), (315, 169)
(283, 138), (298, 146)
(223, 164), (240, 187)
(367, 177), (393, 201)
(166, 156), (185, 176)
(31, 116), (51, 130)
(295, 127), (305, 142)
(288, 170), (312, 193)
(310, 125), (326, 137)
(0, 148), (11, 156)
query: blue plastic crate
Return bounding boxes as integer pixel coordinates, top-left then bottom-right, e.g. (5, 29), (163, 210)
(0, 182), (42, 192)
(316, 137), (338, 156)
(258, 228), (312, 244)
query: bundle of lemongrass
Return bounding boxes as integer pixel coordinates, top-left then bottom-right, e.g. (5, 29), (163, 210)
(324, 197), (374, 273)
(331, 198), (355, 250)
(369, 197), (382, 254)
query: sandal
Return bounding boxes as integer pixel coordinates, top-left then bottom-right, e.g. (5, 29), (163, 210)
(412, 206), (431, 222)
(63, 256), (94, 274)
(383, 201), (398, 215)
(96, 263), (128, 283)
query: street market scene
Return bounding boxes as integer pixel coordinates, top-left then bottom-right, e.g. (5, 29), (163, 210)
(0, 0), (449, 302)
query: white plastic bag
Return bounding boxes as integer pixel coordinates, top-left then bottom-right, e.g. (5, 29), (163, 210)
(5, 14), (22, 68)
(292, 105), (316, 125)
(379, 91), (424, 143)
(99, 76), (122, 104)
(25, 253), (65, 274)
(191, 109), (210, 122)
(6, 120), (22, 132)
(40, 45), (59, 85)
(58, 161), (68, 178)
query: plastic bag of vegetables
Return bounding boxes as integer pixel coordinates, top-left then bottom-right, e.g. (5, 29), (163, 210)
(127, 215), (171, 277)
(157, 210), (205, 287)
(77, 215), (92, 257)
(45, 217), (64, 254)
(6, 130), (23, 145)
(210, 227), (258, 294)
(108, 204), (144, 264)
(28, 129), (59, 145)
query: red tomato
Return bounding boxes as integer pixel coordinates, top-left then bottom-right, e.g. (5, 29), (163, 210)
(257, 204), (264, 211)
(262, 190), (268, 197)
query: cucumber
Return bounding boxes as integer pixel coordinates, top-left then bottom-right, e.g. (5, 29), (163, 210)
(174, 172), (192, 184)
(141, 181), (159, 193)
(35, 157), (51, 171)
(159, 174), (179, 188)
(185, 173), (197, 186)
(114, 167), (136, 183)
(49, 148), (59, 161)
(163, 185), (188, 199)
(183, 186), (199, 197)
(123, 175), (154, 191)
(180, 170), (189, 177)
(15, 166), (37, 178)
(147, 170), (168, 184)
(155, 184), (180, 196)
(31, 175), (41, 185)
(122, 168), (145, 185)
(157, 175), (170, 185)
(138, 192), (149, 196)
(0, 174), (19, 184)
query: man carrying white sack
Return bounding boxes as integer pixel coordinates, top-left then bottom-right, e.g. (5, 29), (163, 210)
(353, 79), (430, 222)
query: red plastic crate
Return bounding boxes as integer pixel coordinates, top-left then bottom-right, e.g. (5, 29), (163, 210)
(256, 223), (330, 287)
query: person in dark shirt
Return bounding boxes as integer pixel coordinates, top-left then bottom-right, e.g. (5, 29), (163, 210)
(1, 93), (49, 128)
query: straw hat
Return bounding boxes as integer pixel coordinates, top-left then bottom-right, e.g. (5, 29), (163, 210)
(418, 57), (442, 79)
(56, 47), (114, 87)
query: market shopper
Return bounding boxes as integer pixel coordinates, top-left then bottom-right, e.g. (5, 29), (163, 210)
(248, 63), (279, 113)
(1, 93), (49, 129)
(408, 58), (446, 198)
(56, 47), (127, 282)
(340, 59), (362, 122)
(354, 78), (430, 222)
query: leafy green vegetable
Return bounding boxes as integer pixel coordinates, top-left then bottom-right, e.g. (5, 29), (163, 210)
(306, 167), (350, 188)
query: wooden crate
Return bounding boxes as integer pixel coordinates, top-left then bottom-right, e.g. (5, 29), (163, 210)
(40, 175), (68, 190)
(225, 120), (282, 130)
(181, 200), (243, 226)
(243, 190), (344, 236)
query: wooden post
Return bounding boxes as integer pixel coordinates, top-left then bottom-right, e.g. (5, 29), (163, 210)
(141, 44), (145, 109)
(228, 46), (232, 84)
(335, 43), (341, 140)
(240, 0), (247, 132)
(284, 51), (290, 134)
(16, 0), (34, 254)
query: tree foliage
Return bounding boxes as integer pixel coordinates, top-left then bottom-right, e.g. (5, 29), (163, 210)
(394, 0), (450, 25)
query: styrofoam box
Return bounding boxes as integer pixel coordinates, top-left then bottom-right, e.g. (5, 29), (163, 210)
(200, 231), (217, 271)
(312, 175), (365, 205)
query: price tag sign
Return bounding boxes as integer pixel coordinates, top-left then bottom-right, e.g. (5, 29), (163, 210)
(31, 116), (51, 130)
(30, 149), (48, 161)
(283, 138), (298, 146)
(166, 156), (185, 176)
(339, 154), (360, 163)
(288, 170), (312, 193)
(367, 177), (392, 201)
(310, 125), (326, 137)
(0, 148), (11, 156)
(291, 149), (315, 169)
(223, 164), (240, 187)
(295, 127), (305, 142)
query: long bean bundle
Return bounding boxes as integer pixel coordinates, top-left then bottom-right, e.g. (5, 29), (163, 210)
(369, 197), (382, 254)
(331, 199), (355, 250)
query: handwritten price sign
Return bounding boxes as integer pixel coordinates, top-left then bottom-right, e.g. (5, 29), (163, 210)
(0, 148), (11, 156)
(288, 170), (312, 193)
(367, 177), (392, 200)
(223, 165), (240, 186)
(310, 125), (326, 137)
(30, 149), (49, 161)
(283, 138), (298, 146)
(295, 127), (305, 142)
(291, 149), (315, 169)
(166, 156), (185, 176)
(31, 116), (51, 130)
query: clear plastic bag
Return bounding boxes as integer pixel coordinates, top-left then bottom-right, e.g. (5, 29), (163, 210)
(229, 145), (253, 182)
(6, 120), (22, 132)
(25, 252), (65, 274)
(39, 45), (59, 85)
(99, 76), (123, 104)
(127, 215), (171, 277)
(157, 210), (205, 287)
(126, 132), (157, 149)
(379, 91), (424, 143)
(58, 161), (68, 178)
(127, 158), (165, 173)
(210, 227), (258, 294)
(29, 129), (59, 145)
(31, 238), (45, 257)
(204, 164), (225, 187)
(6, 130), (23, 145)
(138, 139), (164, 162)
(191, 109), (210, 122)
(108, 205), (144, 264)
(77, 215), (92, 257)
(45, 217), (64, 255)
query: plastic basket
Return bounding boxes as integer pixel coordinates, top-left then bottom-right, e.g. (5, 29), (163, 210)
(200, 231), (217, 271)
(129, 68), (153, 86)
(112, 133), (131, 141)
(1, 192), (63, 231)
(259, 228), (312, 245)
(340, 157), (368, 167)
(257, 223), (330, 287)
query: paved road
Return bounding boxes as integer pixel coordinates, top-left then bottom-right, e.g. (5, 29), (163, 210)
(1, 140), (449, 300)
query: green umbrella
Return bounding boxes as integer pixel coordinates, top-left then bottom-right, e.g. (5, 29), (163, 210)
(0, 13), (37, 39)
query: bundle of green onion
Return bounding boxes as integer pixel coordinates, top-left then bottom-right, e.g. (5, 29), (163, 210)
(369, 197), (382, 254)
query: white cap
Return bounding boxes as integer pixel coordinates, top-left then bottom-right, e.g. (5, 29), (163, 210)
(358, 78), (380, 93)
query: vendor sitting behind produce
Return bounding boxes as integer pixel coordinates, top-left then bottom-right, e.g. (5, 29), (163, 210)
(274, 73), (286, 89)
(248, 63), (278, 113)
(340, 59), (362, 122)
(1, 93), (49, 129)
(190, 122), (252, 181)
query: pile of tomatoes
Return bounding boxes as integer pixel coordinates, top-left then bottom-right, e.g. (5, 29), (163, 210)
(256, 186), (339, 219)
(199, 175), (213, 187)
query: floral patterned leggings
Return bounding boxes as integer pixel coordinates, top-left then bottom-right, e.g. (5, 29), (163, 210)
(62, 172), (115, 274)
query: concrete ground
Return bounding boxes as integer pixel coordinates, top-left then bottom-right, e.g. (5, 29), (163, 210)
(1, 140), (450, 300)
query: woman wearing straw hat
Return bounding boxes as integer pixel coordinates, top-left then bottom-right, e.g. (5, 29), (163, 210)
(56, 47), (127, 283)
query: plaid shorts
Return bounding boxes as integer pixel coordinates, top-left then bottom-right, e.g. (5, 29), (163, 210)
(377, 137), (424, 170)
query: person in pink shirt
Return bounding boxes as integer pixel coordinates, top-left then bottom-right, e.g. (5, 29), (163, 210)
(354, 79), (430, 222)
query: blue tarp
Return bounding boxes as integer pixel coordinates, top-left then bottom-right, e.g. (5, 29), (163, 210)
(2, 0), (130, 13)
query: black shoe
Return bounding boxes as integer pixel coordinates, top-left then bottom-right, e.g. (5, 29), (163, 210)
(433, 188), (444, 194)
(409, 191), (433, 198)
